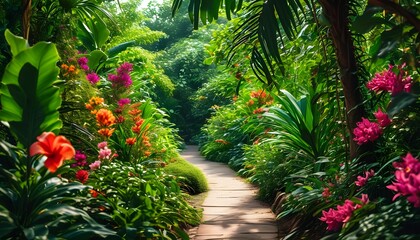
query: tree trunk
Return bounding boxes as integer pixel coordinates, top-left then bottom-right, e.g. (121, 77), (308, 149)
(318, 0), (371, 161)
(22, 0), (32, 39)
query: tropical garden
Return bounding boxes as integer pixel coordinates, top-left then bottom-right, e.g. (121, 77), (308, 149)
(0, 0), (419, 239)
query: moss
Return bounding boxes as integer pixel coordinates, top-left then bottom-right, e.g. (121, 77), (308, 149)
(165, 155), (208, 195)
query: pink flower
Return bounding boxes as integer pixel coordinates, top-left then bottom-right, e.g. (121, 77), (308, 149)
(367, 64), (412, 96)
(75, 169), (89, 184)
(320, 198), (367, 231)
(353, 118), (382, 145)
(89, 160), (101, 170)
(99, 147), (112, 160)
(320, 200), (357, 231)
(77, 57), (89, 71)
(374, 109), (391, 128)
(107, 62), (133, 88)
(118, 98), (131, 107)
(387, 153), (420, 207)
(98, 141), (108, 149)
(86, 73), (100, 84)
(355, 169), (375, 187)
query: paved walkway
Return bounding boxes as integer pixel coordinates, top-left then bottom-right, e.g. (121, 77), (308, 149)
(181, 145), (279, 239)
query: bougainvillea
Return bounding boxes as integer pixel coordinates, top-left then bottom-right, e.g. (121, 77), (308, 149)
(387, 153), (420, 207)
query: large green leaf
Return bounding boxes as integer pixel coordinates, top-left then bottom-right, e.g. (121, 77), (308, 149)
(0, 30), (62, 148)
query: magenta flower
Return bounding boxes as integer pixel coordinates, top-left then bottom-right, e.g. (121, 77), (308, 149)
(374, 108), (391, 128)
(78, 57), (89, 71)
(320, 199), (362, 231)
(117, 62), (133, 74)
(353, 118), (382, 145)
(387, 153), (420, 207)
(108, 62), (134, 88)
(86, 73), (100, 85)
(118, 98), (131, 107)
(71, 150), (87, 167)
(367, 64), (412, 96)
(89, 160), (101, 170)
(355, 169), (375, 187)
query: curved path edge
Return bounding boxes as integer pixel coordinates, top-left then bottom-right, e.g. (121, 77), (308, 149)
(181, 145), (279, 240)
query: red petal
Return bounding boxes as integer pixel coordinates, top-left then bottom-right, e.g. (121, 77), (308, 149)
(44, 154), (64, 173)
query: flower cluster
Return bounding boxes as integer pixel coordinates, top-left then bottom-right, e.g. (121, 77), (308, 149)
(85, 97), (104, 114)
(78, 57), (101, 85)
(355, 169), (375, 187)
(71, 150), (87, 167)
(366, 64), (412, 96)
(60, 63), (79, 79)
(108, 62), (134, 88)
(320, 194), (369, 231)
(98, 141), (114, 160)
(250, 89), (273, 105)
(387, 153), (420, 207)
(353, 108), (391, 145)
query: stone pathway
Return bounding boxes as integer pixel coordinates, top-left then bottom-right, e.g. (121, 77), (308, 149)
(181, 145), (279, 240)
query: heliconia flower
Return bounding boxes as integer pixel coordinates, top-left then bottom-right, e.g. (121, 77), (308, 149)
(29, 132), (75, 173)
(98, 141), (108, 149)
(128, 109), (142, 116)
(374, 109), (391, 128)
(86, 73), (100, 85)
(89, 160), (101, 170)
(96, 109), (116, 127)
(250, 90), (267, 99)
(387, 153), (420, 207)
(355, 169), (375, 187)
(75, 169), (89, 184)
(126, 137), (136, 145)
(118, 98), (131, 107)
(353, 118), (382, 145)
(99, 147), (112, 160)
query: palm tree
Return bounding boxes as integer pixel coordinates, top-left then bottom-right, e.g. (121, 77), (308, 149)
(171, 0), (420, 160)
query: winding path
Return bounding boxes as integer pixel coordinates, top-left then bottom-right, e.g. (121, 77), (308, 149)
(181, 145), (279, 239)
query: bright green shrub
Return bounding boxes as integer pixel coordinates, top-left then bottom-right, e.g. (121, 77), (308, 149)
(165, 155), (209, 194)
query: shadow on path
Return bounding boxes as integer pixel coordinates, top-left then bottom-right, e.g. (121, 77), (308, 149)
(181, 145), (279, 240)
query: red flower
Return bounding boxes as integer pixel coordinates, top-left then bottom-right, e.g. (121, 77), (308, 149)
(76, 169), (89, 184)
(30, 132), (75, 173)
(126, 137), (136, 145)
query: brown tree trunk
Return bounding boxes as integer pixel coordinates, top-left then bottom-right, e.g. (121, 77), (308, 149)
(318, 0), (371, 161)
(22, 0), (32, 39)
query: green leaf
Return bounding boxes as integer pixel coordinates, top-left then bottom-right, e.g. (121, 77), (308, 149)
(0, 31), (62, 148)
(87, 50), (108, 71)
(4, 29), (28, 56)
(387, 92), (418, 117)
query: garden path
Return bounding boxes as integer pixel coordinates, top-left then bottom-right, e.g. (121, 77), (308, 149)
(181, 145), (279, 239)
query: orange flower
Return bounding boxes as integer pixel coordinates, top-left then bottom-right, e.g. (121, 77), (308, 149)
(90, 189), (99, 198)
(98, 128), (115, 138)
(85, 103), (94, 110)
(61, 63), (69, 71)
(135, 118), (144, 126)
(126, 137), (136, 145)
(128, 109), (141, 116)
(96, 109), (115, 127)
(247, 99), (255, 106)
(132, 125), (141, 134)
(144, 151), (152, 157)
(29, 132), (75, 173)
(89, 97), (104, 106)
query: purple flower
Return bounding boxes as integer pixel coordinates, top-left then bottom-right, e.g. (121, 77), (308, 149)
(117, 62), (133, 74)
(118, 98), (131, 107)
(77, 57), (89, 71)
(86, 73), (100, 84)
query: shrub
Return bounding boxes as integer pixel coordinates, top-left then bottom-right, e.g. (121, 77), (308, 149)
(165, 155), (209, 194)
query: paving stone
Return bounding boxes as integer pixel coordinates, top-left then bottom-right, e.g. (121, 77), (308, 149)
(181, 145), (279, 240)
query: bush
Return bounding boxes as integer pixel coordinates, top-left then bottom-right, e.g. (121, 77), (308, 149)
(165, 155), (209, 195)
